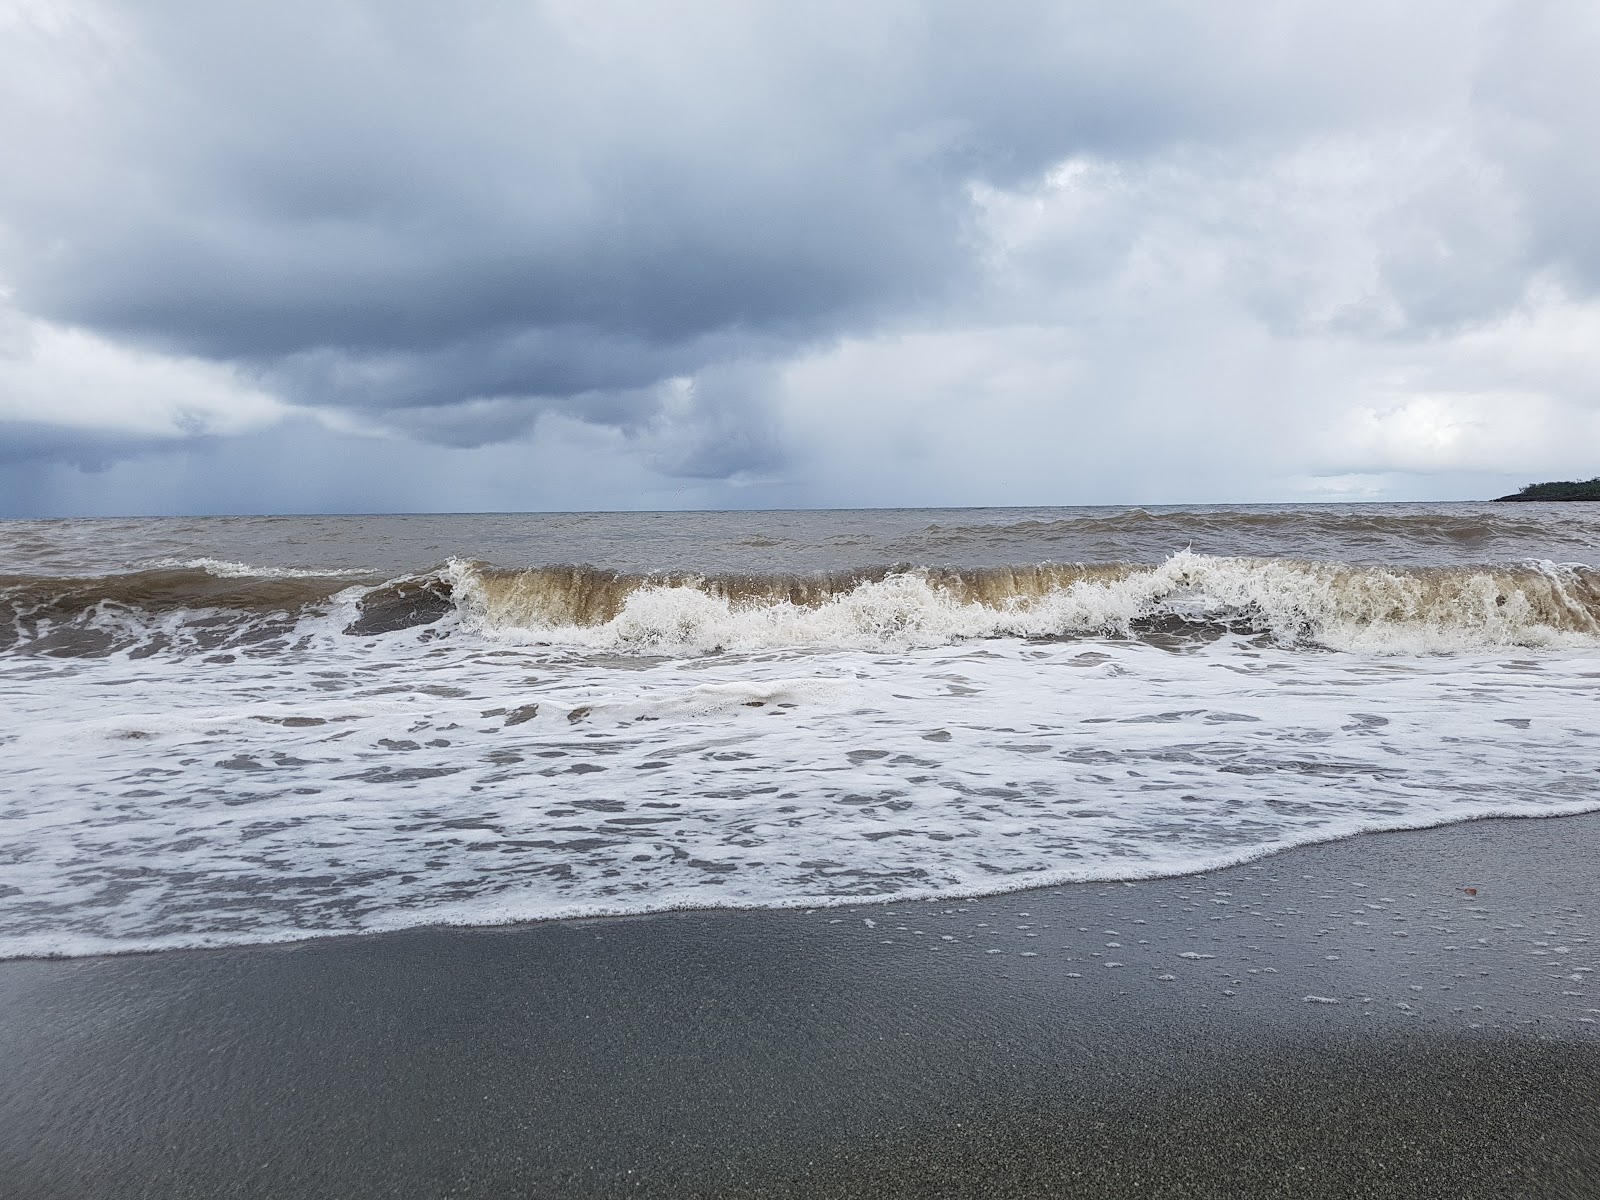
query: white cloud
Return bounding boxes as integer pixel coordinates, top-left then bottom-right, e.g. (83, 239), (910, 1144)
(0, 293), (283, 439)
(763, 125), (1600, 503)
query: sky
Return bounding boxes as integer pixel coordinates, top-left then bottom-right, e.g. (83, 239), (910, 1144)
(1, 0), (1598, 516)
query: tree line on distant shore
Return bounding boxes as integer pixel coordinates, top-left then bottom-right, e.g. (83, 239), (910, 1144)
(1495, 478), (1600, 501)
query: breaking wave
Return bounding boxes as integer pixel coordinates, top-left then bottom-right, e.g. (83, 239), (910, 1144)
(6, 551), (1598, 658)
(452, 553), (1600, 654)
(0, 568), (366, 657)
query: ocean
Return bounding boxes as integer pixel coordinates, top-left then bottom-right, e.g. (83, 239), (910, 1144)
(3, 503), (1598, 960)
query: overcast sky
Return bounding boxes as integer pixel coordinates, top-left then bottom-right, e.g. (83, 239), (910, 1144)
(1, 0), (1597, 515)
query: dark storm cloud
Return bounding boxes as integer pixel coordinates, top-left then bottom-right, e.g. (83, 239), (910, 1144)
(265, 324), (788, 418)
(11, 3), (974, 360)
(0, 420), (173, 472)
(0, 1), (1475, 459)
(5, 1), (1600, 514)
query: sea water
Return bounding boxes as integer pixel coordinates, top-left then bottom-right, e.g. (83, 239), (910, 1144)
(2, 503), (1598, 958)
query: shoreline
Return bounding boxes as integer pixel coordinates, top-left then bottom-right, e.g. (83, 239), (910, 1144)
(5, 813), (1597, 1198)
(14, 803), (1600, 967)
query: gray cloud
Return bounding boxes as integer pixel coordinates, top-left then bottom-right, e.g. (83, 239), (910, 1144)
(1, 2), (1597, 510)
(1474, 1), (1600, 289)
(0, 421), (180, 472)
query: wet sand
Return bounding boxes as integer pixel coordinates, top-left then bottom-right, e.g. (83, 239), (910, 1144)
(4, 813), (1598, 1199)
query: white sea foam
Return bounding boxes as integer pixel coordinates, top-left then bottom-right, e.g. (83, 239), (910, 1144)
(4, 623), (1600, 959)
(145, 557), (368, 579)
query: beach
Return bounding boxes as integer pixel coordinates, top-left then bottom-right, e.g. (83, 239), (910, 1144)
(9, 2), (1600, 1190)
(5, 811), (1596, 1199)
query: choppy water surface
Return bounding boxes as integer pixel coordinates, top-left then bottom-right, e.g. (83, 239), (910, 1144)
(3, 503), (1598, 957)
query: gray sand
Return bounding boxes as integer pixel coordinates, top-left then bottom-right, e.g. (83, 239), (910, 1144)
(4, 813), (1598, 1198)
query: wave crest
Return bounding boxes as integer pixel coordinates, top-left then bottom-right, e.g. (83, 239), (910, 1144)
(6, 554), (1597, 658)
(451, 552), (1600, 654)
(0, 568), (368, 657)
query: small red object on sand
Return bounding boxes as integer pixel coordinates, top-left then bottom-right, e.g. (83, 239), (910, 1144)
(1462, 887), (1477, 896)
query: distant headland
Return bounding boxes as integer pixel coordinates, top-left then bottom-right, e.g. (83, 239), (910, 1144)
(1494, 478), (1600, 501)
